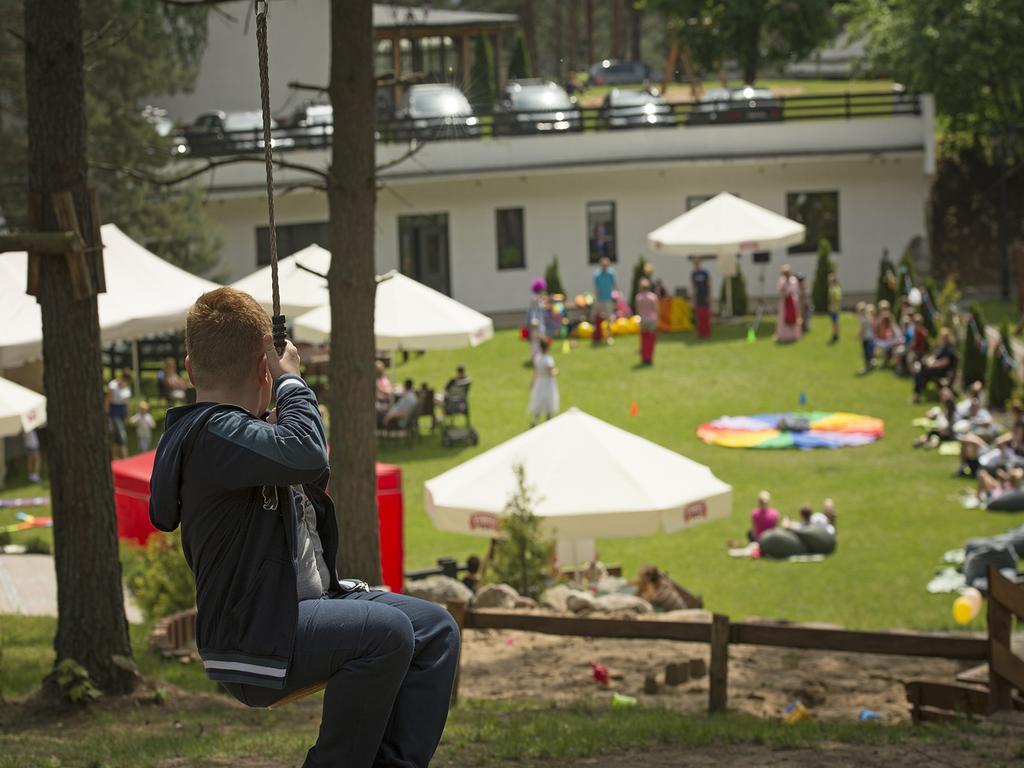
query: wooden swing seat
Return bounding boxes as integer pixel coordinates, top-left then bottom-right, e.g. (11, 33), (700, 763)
(268, 680), (328, 709)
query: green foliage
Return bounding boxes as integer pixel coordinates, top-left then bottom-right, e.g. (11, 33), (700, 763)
(24, 536), (51, 555)
(630, 255), (649, 309)
(988, 321), (1016, 409)
(897, 247), (917, 291)
(845, 0), (1024, 154)
(0, 531), (11, 548)
(642, 0), (836, 83)
(961, 303), (989, 389)
(469, 34), (496, 114)
(55, 658), (101, 706)
(544, 257), (565, 296)
(0, 0), (220, 276)
(718, 266), (748, 316)
(122, 531), (195, 621)
(812, 238), (834, 315)
(489, 464), (553, 600)
(875, 249), (898, 307)
(507, 29), (532, 80)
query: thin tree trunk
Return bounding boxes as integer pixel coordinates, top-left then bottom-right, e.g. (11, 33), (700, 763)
(24, 0), (134, 696)
(661, 32), (679, 94)
(629, 3), (642, 62)
(568, 0), (579, 73)
(585, 0), (594, 65)
(521, 0), (539, 78)
(553, 0), (564, 82)
(611, 0), (624, 60)
(328, 0), (381, 584)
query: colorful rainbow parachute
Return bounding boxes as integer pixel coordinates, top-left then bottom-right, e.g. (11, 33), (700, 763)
(697, 412), (884, 449)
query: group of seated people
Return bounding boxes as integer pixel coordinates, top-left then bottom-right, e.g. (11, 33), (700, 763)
(729, 490), (838, 559)
(859, 297), (933, 377)
(374, 362), (471, 431)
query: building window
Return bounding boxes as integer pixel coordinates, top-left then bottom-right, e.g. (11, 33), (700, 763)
(586, 201), (617, 263)
(256, 221), (328, 267)
(496, 208), (525, 270)
(786, 191), (839, 253)
(398, 213), (451, 295)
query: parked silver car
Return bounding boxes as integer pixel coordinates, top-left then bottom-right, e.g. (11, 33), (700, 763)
(601, 89), (675, 129)
(393, 84), (480, 141)
(687, 86), (782, 125)
(496, 80), (581, 135)
(184, 110), (295, 155)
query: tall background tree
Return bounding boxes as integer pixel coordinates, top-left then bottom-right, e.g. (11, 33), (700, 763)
(0, 0), (218, 275)
(327, 0), (382, 583)
(22, 0), (136, 695)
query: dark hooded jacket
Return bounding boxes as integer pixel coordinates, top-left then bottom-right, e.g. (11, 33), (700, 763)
(149, 374), (340, 689)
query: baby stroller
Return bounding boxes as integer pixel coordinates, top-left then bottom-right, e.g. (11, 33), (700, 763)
(441, 379), (478, 447)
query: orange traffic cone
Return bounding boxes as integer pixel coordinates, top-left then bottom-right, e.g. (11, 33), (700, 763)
(629, 402), (638, 417)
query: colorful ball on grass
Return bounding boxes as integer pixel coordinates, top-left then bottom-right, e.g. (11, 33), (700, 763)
(575, 321), (594, 339)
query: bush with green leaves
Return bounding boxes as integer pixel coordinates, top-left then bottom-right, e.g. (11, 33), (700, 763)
(875, 249), (898, 307)
(961, 302), (988, 389)
(55, 658), (101, 706)
(718, 265), (748, 316)
(988, 321), (1016, 409)
(24, 537), (50, 555)
(544, 257), (564, 296)
(122, 531), (195, 621)
(507, 29), (532, 80)
(469, 34), (495, 114)
(489, 464), (553, 599)
(812, 238), (834, 314)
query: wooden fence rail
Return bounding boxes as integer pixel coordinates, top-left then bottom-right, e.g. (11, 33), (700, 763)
(988, 565), (1024, 714)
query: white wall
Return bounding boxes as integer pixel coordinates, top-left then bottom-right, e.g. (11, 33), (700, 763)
(210, 151), (927, 315)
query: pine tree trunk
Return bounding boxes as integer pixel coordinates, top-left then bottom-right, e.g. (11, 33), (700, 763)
(327, 0), (381, 584)
(553, 0), (564, 82)
(23, 0), (135, 696)
(629, 3), (642, 62)
(611, 0), (624, 60)
(521, 0), (539, 78)
(568, 0), (579, 72)
(585, 0), (594, 65)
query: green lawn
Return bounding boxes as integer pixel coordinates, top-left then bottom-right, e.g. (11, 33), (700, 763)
(3, 315), (1020, 632)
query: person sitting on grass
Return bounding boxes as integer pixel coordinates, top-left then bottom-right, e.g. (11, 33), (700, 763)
(748, 490), (779, 542)
(811, 498), (837, 536)
(635, 565), (703, 611)
(149, 287), (459, 768)
(977, 466), (1024, 504)
(912, 327), (958, 403)
(914, 387), (958, 448)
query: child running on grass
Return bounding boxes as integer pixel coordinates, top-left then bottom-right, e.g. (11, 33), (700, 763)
(149, 287), (459, 768)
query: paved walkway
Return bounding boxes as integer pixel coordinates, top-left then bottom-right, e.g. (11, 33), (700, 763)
(0, 554), (143, 623)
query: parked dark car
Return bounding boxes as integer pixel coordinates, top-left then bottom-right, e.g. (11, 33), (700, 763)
(686, 86), (783, 125)
(601, 88), (675, 128)
(388, 84), (480, 141)
(184, 110), (295, 155)
(287, 103), (333, 148)
(142, 105), (187, 156)
(587, 59), (654, 86)
(495, 80), (581, 135)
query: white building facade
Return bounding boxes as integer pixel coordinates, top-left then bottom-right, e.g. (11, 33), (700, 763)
(194, 98), (936, 320)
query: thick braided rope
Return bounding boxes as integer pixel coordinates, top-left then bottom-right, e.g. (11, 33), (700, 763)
(255, 1), (286, 350)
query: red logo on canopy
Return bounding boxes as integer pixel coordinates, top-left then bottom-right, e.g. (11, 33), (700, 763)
(469, 513), (501, 531)
(684, 502), (707, 522)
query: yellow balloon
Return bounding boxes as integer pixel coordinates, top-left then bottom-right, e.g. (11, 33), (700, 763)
(952, 596), (975, 625)
(575, 321), (593, 339)
(628, 315), (642, 334)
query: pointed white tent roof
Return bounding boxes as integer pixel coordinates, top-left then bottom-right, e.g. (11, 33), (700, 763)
(293, 270), (494, 350)
(0, 224), (219, 369)
(647, 191), (806, 258)
(0, 376), (46, 437)
(229, 243), (331, 318)
(424, 408), (732, 541)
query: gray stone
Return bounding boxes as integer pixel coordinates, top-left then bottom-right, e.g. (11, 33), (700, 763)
(473, 583), (519, 609)
(592, 594), (653, 614)
(688, 658), (707, 679)
(566, 591), (597, 613)
(403, 575), (472, 605)
(665, 662), (690, 686)
(513, 596), (538, 609)
(540, 584), (576, 612)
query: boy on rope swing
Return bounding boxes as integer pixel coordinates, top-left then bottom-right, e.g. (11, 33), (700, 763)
(150, 287), (459, 768)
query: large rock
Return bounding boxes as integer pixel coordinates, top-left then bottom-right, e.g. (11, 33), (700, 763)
(473, 583), (519, 609)
(540, 584), (576, 612)
(403, 575), (472, 605)
(566, 591), (597, 613)
(592, 594), (653, 614)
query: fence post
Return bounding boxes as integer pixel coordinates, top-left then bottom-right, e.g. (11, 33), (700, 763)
(447, 600), (467, 706)
(844, 92), (851, 120)
(708, 613), (729, 713)
(988, 566), (1015, 713)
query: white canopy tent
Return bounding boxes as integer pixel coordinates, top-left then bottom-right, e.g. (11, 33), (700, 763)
(647, 191), (806, 278)
(424, 408), (732, 565)
(229, 243), (331, 318)
(293, 270), (494, 350)
(0, 377), (46, 438)
(0, 224), (220, 369)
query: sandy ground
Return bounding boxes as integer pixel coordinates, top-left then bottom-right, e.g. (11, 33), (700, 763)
(458, 624), (968, 724)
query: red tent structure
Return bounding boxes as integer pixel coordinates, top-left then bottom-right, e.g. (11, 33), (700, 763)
(112, 452), (405, 593)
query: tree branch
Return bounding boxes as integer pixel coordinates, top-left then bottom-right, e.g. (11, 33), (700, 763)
(91, 154), (329, 187)
(375, 141), (425, 173)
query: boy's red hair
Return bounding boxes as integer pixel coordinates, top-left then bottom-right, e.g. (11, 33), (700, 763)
(186, 287), (271, 390)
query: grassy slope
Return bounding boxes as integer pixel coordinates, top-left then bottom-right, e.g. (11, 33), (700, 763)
(3, 316), (1020, 632)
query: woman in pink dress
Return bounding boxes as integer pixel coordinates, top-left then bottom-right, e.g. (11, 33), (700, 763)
(775, 264), (802, 343)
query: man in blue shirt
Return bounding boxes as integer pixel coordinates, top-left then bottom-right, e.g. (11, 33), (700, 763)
(592, 257), (617, 344)
(692, 258), (712, 338)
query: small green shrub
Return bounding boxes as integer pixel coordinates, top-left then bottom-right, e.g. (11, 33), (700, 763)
(718, 265), (748, 316)
(24, 537), (50, 555)
(0, 531), (11, 548)
(988, 321), (1016, 409)
(122, 531), (195, 621)
(55, 658), (101, 706)
(961, 302), (988, 389)
(544, 257), (565, 296)
(875, 248), (897, 307)
(490, 464), (553, 599)
(812, 238), (833, 314)
(469, 34), (495, 114)
(507, 29), (532, 80)
(630, 255), (648, 309)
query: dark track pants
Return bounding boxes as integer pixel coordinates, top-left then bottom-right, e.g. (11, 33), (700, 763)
(223, 591), (460, 768)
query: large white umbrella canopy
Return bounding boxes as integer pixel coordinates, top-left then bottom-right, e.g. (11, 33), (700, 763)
(230, 243), (331, 318)
(425, 408), (732, 542)
(647, 192), (806, 274)
(0, 224), (220, 368)
(0, 377), (46, 437)
(293, 270), (494, 350)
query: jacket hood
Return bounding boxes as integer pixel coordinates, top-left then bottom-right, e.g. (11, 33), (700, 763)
(149, 403), (235, 532)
